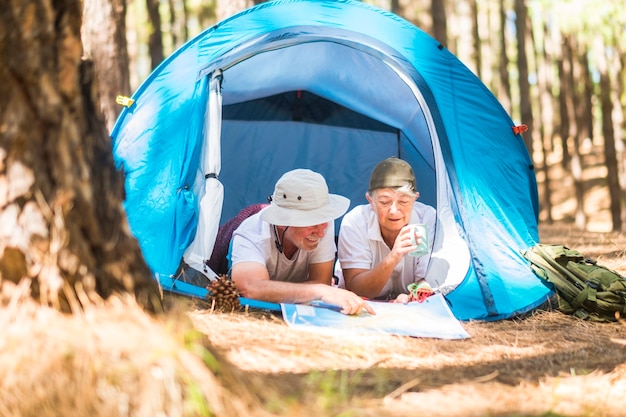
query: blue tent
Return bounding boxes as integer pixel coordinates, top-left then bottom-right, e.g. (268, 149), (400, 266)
(111, 0), (552, 320)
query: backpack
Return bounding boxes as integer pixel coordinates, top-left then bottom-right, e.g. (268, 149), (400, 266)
(522, 244), (626, 322)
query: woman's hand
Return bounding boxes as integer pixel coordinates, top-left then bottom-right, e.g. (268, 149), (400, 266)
(389, 224), (421, 261)
(392, 293), (411, 304)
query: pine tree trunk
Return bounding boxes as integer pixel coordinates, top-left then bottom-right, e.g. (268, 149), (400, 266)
(470, 0), (481, 79)
(146, 0), (164, 70)
(82, 0), (131, 132)
(556, 32), (572, 170)
(533, 18), (553, 223)
(0, 0), (161, 313)
(565, 37), (586, 229)
(579, 52), (594, 144)
(514, 0), (533, 156)
(390, 0), (402, 15)
(431, 0), (448, 45)
(597, 41), (623, 232)
(610, 47), (626, 230)
(497, 0), (512, 114)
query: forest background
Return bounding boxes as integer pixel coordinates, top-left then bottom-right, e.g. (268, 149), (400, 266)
(89, 0), (626, 233)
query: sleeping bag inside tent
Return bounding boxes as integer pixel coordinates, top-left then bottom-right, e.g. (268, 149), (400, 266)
(110, 0), (552, 321)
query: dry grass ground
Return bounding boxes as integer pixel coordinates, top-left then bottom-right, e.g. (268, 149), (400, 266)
(188, 224), (626, 417)
(3, 143), (626, 417)
(1, 224), (625, 417)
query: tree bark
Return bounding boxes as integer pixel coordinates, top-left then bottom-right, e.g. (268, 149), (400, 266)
(146, 0), (164, 70)
(0, 0), (161, 313)
(565, 37), (586, 229)
(390, 0), (404, 18)
(167, 0), (179, 48)
(82, 0), (131, 132)
(514, 0), (533, 156)
(610, 45), (626, 230)
(556, 33), (572, 170)
(596, 37), (623, 232)
(431, 0), (448, 46)
(497, 0), (512, 114)
(579, 51), (594, 144)
(470, 0), (481, 79)
(533, 18), (553, 223)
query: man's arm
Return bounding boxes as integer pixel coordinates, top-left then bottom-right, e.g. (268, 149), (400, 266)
(306, 260), (335, 285)
(232, 260), (332, 303)
(232, 261), (374, 315)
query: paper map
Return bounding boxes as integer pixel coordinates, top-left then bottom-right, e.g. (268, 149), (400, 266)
(281, 293), (470, 339)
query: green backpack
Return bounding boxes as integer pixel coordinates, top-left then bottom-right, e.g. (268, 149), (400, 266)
(522, 244), (626, 322)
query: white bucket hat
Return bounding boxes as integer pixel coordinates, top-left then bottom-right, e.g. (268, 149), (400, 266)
(261, 169), (350, 227)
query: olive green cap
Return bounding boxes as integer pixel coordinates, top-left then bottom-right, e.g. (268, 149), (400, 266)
(368, 157), (416, 192)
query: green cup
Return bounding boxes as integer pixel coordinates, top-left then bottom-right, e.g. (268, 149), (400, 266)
(408, 224), (429, 257)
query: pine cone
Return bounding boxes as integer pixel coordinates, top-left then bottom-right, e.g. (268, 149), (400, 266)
(206, 275), (241, 312)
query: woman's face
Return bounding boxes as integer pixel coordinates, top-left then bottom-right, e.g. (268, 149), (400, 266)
(367, 188), (417, 235)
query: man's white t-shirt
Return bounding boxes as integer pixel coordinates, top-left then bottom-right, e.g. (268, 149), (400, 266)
(230, 208), (337, 283)
(337, 202), (436, 299)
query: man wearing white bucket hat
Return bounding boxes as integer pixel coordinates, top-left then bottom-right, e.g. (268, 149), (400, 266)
(230, 169), (375, 316)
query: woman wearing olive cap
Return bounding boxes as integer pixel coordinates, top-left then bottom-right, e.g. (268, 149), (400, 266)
(230, 169), (375, 316)
(338, 157), (436, 303)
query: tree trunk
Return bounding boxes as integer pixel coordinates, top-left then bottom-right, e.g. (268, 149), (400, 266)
(167, 0), (179, 48)
(181, 0), (190, 42)
(533, 17), (553, 223)
(611, 45), (626, 230)
(431, 0), (448, 46)
(146, 0), (164, 70)
(514, 0), (533, 156)
(579, 51), (594, 144)
(565, 37), (586, 229)
(82, 0), (131, 132)
(596, 38), (623, 232)
(470, 0), (481, 79)
(497, 0), (512, 114)
(556, 33), (572, 170)
(390, 0), (403, 17)
(0, 0), (161, 313)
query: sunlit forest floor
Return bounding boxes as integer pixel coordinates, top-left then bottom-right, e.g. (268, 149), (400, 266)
(3, 220), (623, 417)
(2, 144), (626, 416)
(188, 222), (626, 417)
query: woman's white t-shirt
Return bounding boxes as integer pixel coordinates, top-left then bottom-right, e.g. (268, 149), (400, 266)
(337, 202), (436, 299)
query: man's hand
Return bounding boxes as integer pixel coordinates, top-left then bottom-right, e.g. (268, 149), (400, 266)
(320, 287), (376, 316)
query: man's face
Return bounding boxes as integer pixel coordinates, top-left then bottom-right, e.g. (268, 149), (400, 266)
(367, 188), (417, 234)
(286, 222), (329, 251)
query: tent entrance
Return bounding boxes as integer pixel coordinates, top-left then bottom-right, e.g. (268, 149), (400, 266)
(219, 90), (402, 227)
(220, 90), (402, 225)
(211, 39), (471, 294)
(209, 36), (441, 219)
(223, 90), (397, 133)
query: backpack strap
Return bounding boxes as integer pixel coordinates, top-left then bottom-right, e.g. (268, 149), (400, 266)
(573, 278), (599, 306)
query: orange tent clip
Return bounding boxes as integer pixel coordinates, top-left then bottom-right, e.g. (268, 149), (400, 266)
(512, 124), (528, 135)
